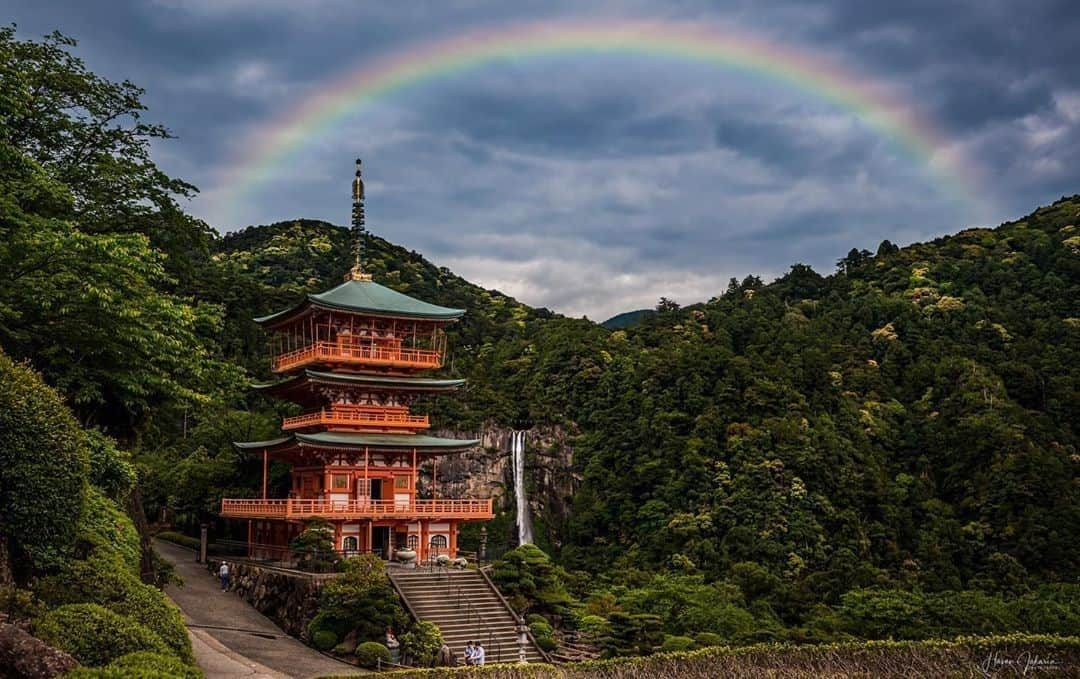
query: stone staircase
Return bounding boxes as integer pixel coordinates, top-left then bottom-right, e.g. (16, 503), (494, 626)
(388, 568), (547, 664)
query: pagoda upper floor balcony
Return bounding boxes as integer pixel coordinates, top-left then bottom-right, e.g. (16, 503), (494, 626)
(272, 340), (443, 373)
(220, 497), (493, 521)
(281, 405), (430, 432)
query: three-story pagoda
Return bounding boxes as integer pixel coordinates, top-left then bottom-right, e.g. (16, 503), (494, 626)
(220, 160), (492, 562)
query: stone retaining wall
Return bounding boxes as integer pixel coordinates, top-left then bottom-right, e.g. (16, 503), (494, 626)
(207, 558), (336, 638)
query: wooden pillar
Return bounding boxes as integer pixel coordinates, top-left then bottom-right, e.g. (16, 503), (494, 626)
(334, 522), (342, 552)
(367, 521), (373, 555)
(262, 449), (268, 500)
(419, 520), (427, 564)
(449, 521), (458, 559)
(247, 520), (254, 558)
(363, 447), (369, 504)
(432, 455), (438, 500)
(411, 448), (418, 508)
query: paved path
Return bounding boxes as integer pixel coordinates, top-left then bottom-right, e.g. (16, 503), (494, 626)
(156, 539), (362, 679)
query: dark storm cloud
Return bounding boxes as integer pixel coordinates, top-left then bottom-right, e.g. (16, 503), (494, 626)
(6, 0), (1080, 318)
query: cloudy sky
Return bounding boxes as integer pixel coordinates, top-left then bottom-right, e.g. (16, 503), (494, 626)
(9, 1), (1080, 319)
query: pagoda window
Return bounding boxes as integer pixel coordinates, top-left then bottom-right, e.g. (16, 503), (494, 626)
(355, 478), (371, 498)
(342, 536), (358, 552)
(429, 534), (447, 549)
(407, 534), (419, 550)
(331, 474), (349, 490)
(394, 475), (410, 490)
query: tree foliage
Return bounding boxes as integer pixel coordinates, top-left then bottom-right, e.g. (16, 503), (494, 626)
(0, 350), (88, 576)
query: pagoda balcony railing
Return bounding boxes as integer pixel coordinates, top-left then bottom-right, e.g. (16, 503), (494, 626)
(220, 497), (493, 520)
(281, 406), (430, 432)
(272, 341), (442, 373)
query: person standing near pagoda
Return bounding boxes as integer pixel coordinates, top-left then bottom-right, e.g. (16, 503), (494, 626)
(218, 561), (230, 591)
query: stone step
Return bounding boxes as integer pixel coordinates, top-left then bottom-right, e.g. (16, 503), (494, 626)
(416, 617), (518, 626)
(390, 569), (546, 662)
(409, 600), (508, 611)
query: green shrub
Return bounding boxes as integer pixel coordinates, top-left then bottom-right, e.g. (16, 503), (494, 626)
(312, 629), (339, 650)
(34, 547), (192, 663)
(530, 620), (554, 638)
(316, 555), (406, 643)
(693, 632), (724, 648)
(105, 652), (203, 677)
(661, 635), (697, 652)
(356, 641), (391, 668)
(75, 486), (140, 574)
(0, 352), (89, 576)
(155, 531), (201, 551)
(402, 620), (443, 666)
(290, 517), (340, 572)
(536, 635), (558, 652)
(111, 581), (194, 662)
(36, 549), (134, 607)
(526, 613), (547, 626)
(35, 603), (172, 666)
(578, 615), (611, 640)
(490, 544), (572, 615)
(0, 586), (44, 623)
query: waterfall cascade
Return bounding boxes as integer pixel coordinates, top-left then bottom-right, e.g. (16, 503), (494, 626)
(511, 430), (534, 545)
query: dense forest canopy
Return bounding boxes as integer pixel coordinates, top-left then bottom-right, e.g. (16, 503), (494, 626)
(1, 27), (1078, 652)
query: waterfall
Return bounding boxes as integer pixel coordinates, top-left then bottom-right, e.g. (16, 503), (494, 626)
(511, 430), (534, 545)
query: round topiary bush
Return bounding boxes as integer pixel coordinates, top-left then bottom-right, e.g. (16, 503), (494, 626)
(33, 547), (193, 664)
(660, 635), (697, 652)
(694, 632), (725, 647)
(111, 581), (194, 663)
(34, 603), (172, 667)
(311, 629), (338, 651)
(99, 651), (200, 678)
(356, 641), (391, 668)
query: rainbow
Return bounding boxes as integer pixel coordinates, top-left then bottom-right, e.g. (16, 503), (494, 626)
(215, 19), (976, 222)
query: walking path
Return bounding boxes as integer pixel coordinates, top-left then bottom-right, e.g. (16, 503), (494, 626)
(155, 539), (362, 679)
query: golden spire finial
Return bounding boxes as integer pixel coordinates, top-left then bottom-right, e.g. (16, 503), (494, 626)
(346, 158), (372, 281)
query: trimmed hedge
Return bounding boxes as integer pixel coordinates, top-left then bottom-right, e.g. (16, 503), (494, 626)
(155, 531), (201, 550)
(356, 641), (392, 668)
(65, 651), (203, 678)
(34, 603), (173, 667)
(317, 634), (1080, 678)
(35, 550), (193, 663)
(110, 580), (194, 662)
(312, 629), (339, 651)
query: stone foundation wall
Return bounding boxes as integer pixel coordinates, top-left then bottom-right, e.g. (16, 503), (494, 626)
(207, 558), (335, 638)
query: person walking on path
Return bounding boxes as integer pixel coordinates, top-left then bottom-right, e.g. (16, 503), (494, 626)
(218, 561), (230, 591)
(475, 641), (485, 666)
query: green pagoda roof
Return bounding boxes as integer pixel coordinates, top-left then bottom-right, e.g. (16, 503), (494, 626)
(254, 279), (465, 326)
(234, 431), (479, 453)
(253, 369), (465, 393)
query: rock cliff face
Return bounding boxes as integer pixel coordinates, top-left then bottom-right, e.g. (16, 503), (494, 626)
(206, 558), (331, 638)
(422, 423), (578, 545)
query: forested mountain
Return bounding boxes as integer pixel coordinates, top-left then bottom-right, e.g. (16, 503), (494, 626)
(196, 199), (1080, 597)
(601, 309), (655, 329)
